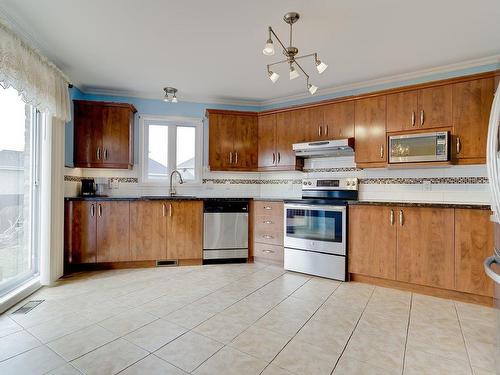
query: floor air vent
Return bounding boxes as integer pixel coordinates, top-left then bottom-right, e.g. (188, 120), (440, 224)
(12, 300), (44, 314)
(156, 259), (178, 267)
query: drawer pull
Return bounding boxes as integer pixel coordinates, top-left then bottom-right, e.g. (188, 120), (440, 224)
(263, 206), (272, 210)
(262, 235), (274, 239)
(262, 249), (275, 254)
(263, 220), (274, 224)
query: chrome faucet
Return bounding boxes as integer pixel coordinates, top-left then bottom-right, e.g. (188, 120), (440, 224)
(169, 170), (184, 196)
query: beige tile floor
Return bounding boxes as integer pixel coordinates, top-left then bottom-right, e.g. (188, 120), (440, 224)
(0, 263), (497, 375)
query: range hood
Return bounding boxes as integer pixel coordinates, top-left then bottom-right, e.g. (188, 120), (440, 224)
(293, 138), (355, 158)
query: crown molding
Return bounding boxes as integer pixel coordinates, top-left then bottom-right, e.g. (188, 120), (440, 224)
(260, 55), (500, 107)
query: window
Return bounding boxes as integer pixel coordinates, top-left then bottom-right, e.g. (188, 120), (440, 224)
(0, 86), (41, 298)
(141, 117), (202, 183)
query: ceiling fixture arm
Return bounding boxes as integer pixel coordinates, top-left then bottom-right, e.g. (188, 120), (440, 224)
(267, 58), (290, 68)
(268, 27), (288, 52)
(293, 60), (309, 81)
(293, 53), (317, 62)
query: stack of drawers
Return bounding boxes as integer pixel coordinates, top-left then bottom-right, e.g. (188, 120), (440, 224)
(252, 200), (284, 265)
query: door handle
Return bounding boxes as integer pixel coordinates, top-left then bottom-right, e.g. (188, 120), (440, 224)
(229, 151), (233, 164)
(162, 203), (166, 217)
(98, 204), (102, 217)
(318, 126), (322, 137)
(325, 125), (328, 136)
(380, 144), (384, 158)
(96, 148), (101, 160)
(235, 151), (238, 164)
(277, 152), (281, 164)
(390, 209), (394, 225)
(411, 111), (415, 126)
(399, 210), (404, 226)
(272, 152), (276, 165)
(169, 203), (173, 217)
(456, 137), (461, 154)
(90, 204), (95, 217)
(104, 149), (108, 160)
(420, 110), (424, 126)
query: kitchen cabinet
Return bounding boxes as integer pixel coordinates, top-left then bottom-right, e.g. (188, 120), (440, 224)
(166, 201), (203, 260)
(348, 205), (397, 279)
(307, 106), (325, 141)
(252, 201), (284, 265)
(455, 209), (494, 296)
(396, 207), (455, 289)
(73, 100), (136, 169)
(96, 201), (131, 262)
(452, 78), (495, 164)
(289, 108), (309, 144)
(354, 96), (387, 167)
(386, 90), (419, 132)
(207, 110), (258, 171)
(64, 200), (97, 264)
(257, 112), (303, 171)
(307, 102), (355, 141)
(130, 201), (167, 261)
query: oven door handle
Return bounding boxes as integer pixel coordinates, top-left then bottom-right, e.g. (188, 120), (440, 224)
(284, 204), (347, 212)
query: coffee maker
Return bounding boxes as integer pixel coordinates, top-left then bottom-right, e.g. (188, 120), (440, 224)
(81, 178), (96, 196)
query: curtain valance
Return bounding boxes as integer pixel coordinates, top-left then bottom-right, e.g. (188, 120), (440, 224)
(0, 20), (71, 122)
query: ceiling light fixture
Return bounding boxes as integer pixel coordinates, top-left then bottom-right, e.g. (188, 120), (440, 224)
(263, 12), (327, 95)
(163, 87), (178, 103)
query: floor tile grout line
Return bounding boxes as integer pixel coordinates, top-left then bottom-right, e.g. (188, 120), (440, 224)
(187, 269), (311, 373)
(328, 285), (376, 375)
(257, 279), (343, 375)
(453, 301), (475, 374)
(401, 292), (414, 375)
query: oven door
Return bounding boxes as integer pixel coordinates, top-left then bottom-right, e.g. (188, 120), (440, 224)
(284, 204), (346, 256)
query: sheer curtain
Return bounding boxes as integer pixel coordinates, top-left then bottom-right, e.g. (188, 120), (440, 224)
(0, 18), (71, 286)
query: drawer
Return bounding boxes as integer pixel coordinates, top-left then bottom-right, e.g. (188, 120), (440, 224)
(254, 223), (283, 246)
(254, 214), (282, 231)
(253, 201), (284, 218)
(254, 243), (284, 264)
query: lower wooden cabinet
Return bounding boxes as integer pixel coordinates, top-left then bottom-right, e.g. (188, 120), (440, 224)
(96, 201), (131, 262)
(348, 205), (494, 297)
(130, 201), (167, 261)
(166, 201), (203, 260)
(64, 200), (97, 264)
(252, 200), (284, 265)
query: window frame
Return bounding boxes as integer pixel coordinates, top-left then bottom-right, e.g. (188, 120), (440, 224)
(140, 115), (203, 185)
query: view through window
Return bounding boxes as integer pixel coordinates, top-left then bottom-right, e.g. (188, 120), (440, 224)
(0, 86), (40, 297)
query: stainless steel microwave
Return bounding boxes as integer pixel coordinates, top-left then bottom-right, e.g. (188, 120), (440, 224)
(388, 131), (449, 164)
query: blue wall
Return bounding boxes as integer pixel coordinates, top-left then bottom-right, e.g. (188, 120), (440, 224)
(65, 62), (499, 167)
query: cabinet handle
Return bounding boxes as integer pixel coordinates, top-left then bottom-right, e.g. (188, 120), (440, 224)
(263, 220), (274, 224)
(325, 125), (328, 136)
(90, 204), (95, 217)
(98, 204), (102, 217)
(104, 149), (108, 160)
(456, 137), (461, 154)
(411, 111), (415, 126)
(262, 249), (275, 254)
(390, 209), (394, 225)
(380, 144), (384, 158)
(235, 151), (238, 164)
(162, 203), (166, 217)
(272, 152), (276, 165)
(277, 152), (281, 164)
(263, 235), (274, 239)
(169, 203), (173, 217)
(399, 210), (404, 226)
(263, 206), (272, 210)
(318, 126), (322, 137)
(420, 110), (424, 126)
(96, 148), (101, 160)
(229, 152), (233, 164)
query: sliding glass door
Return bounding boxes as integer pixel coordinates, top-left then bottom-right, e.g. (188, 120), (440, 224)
(0, 86), (41, 297)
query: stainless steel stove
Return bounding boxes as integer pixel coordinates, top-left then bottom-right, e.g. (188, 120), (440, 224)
(284, 177), (358, 280)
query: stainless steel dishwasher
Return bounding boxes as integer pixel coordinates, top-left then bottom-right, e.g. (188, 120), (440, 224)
(203, 199), (249, 264)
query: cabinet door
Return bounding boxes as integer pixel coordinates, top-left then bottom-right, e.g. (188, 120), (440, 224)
(74, 103), (103, 167)
(323, 101), (355, 139)
(418, 85), (452, 129)
(307, 106), (325, 141)
(208, 113), (235, 170)
(348, 205), (397, 279)
(275, 111), (298, 168)
(386, 90), (419, 132)
(290, 109), (309, 144)
(102, 106), (133, 168)
(354, 96), (387, 166)
(166, 201), (203, 260)
(258, 114), (277, 168)
(130, 201), (167, 261)
(397, 207), (454, 289)
(452, 78), (494, 163)
(64, 200), (97, 264)
(455, 209), (494, 296)
(234, 115), (258, 170)
(96, 201), (130, 262)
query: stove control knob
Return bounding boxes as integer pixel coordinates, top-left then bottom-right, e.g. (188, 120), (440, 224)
(308, 181), (312, 185)
(303, 181), (307, 185)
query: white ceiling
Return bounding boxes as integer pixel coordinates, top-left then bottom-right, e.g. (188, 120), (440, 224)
(1, 0), (500, 104)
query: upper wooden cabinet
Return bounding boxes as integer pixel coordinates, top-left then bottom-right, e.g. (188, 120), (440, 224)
(73, 100), (136, 169)
(354, 96), (387, 167)
(386, 85), (452, 132)
(452, 78), (495, 164)
(257, 112), (303, 171)
(207, 110), (258, 171)
(307, 102), (355, 141)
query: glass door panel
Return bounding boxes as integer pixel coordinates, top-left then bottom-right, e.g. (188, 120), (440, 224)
(286, 207), (343, 243)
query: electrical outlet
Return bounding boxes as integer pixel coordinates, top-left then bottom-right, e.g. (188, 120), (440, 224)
(423, 180), (431, 191)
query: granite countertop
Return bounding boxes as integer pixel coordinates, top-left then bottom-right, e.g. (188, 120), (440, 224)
(349, 201), (491, 210)
(65, 196), (203, 201)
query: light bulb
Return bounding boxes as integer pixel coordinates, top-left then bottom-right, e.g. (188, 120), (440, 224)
(308, 83), (318, 95)
(163, 95), (169, 102)
(171, 95), (178, 103)
(262, 39), (275, 56)
(316, 59), (328, 74)
(289, 65), (299, 80)
(268, 70), (280, 83)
